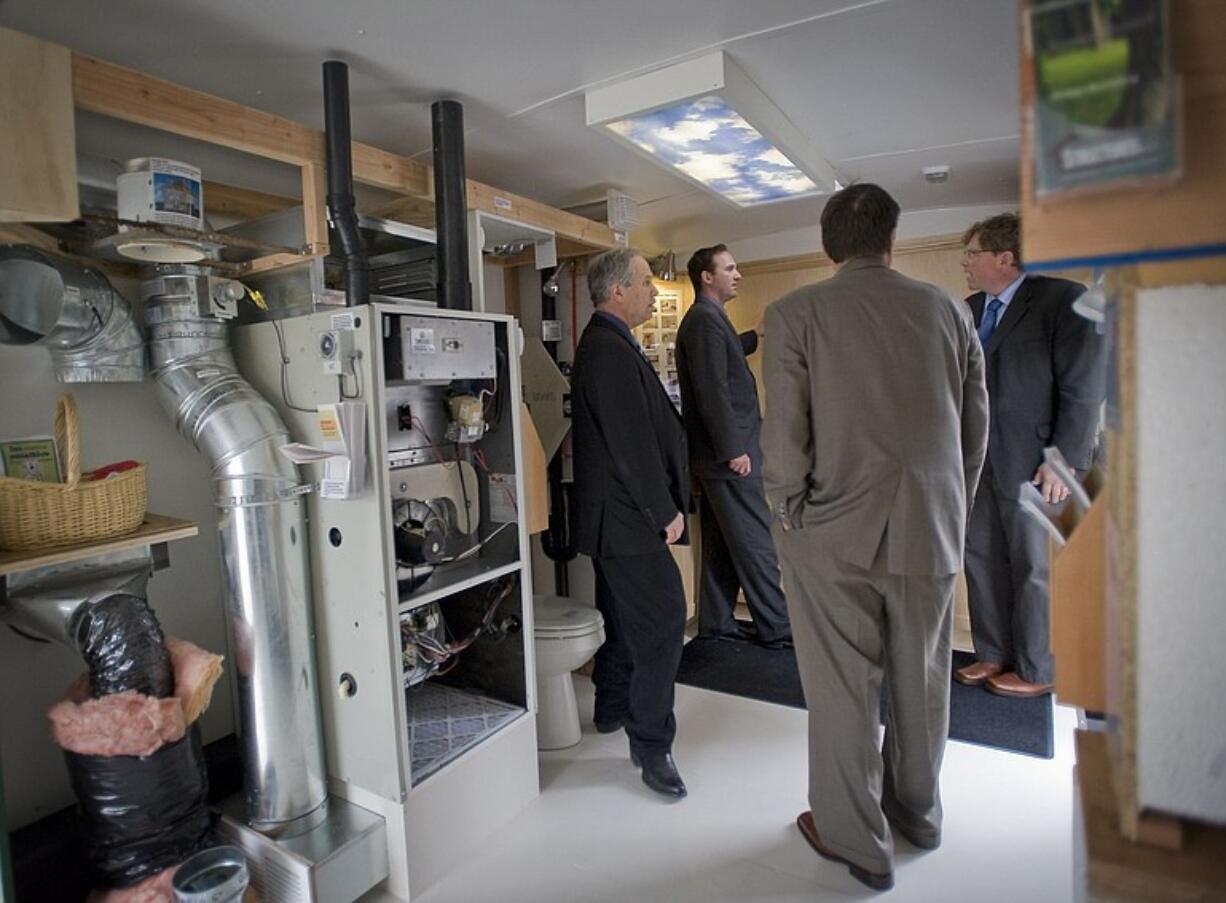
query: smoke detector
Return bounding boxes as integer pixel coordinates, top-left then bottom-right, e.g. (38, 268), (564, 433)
(606, 190), (639, 231)
(922, 165), (951, 184)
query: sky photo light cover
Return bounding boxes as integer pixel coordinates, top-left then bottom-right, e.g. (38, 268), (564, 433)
(606, 95), (823, 206)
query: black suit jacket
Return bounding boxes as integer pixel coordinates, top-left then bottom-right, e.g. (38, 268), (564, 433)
(675, 296), (763, 480)
(967, 273), (1105, 496)
(571, 313), (690, 558)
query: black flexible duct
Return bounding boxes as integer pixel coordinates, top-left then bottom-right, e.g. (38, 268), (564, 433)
(73, 592), (173, 699)
(432, 100), (472, 311)
(323, 60), (370, 308)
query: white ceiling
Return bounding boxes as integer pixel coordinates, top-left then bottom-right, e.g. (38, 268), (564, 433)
(1, 0), (1021, 255)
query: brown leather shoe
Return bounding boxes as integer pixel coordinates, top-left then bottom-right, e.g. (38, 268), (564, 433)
(986, 671), (1053, 698)
(953, 660), (1005, 687)
(796, 811), (893, 892)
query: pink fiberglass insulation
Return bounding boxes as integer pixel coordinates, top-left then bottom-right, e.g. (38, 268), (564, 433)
(47, 636), (224, 757)
(49, 691), (185, 757)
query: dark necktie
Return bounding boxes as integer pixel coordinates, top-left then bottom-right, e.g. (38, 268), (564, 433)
(978, 297), (1003, 346)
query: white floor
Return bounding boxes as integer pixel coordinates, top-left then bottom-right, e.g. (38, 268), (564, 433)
(365, 676), (1078, 903)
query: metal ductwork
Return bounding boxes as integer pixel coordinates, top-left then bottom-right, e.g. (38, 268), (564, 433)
(1, 547), (156, 649)
(432, 99), (472, 311)
(145, 269), (328, 837)
(0, 245), (145, 381)
(323, 60), (370, 309)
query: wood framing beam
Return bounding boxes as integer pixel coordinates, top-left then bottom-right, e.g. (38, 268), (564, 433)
(468, 181), (620, 250)
(300, 163), (329, 256)
(71, 53), (431, 196)
(202, 181), (299, 222)
(67, 46), (615, 250)
(370, 195), (438, 229)
(738, 234), (963, 276)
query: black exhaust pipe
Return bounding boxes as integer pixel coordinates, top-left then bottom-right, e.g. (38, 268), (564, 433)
(432, 100), (472, 311)
(323, 60), (369, 308)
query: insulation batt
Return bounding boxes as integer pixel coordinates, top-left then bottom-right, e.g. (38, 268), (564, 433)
(48, 637), (225, 901)
(48, 637), (223, 756)
(88, 867), (177, 903)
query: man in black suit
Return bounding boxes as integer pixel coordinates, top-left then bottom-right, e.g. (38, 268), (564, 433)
(955, 213), (1106, 698)
(571, 248), (690, 799)
(676, 244), (791, 647)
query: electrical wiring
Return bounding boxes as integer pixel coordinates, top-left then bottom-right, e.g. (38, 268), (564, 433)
(472, 448), (518, 514)
(400, 578), (516, 672)
(271, 318), (316, 413)
(448, 521), (513, 562)
(409, 414), (452, 467)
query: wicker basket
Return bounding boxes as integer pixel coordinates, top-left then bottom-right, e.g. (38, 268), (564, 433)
(0, 394), (148, 552)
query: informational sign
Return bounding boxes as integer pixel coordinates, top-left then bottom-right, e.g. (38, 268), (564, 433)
(1030, 0), (1178, 197)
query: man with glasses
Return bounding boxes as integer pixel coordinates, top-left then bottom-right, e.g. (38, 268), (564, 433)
(955, 213), (1106, 698)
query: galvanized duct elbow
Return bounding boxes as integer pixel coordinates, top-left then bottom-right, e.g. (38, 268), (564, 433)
(0, 246), (146, 382)
(145, 269), (327, 837)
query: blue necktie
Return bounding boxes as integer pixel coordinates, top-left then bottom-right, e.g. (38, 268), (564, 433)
(978, 297), (1003, 346)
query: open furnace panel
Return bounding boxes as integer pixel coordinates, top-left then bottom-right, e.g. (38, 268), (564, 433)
(232, 302), (539, 899)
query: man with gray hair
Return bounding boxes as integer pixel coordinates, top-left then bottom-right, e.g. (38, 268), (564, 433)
(570, 247), (691, 799)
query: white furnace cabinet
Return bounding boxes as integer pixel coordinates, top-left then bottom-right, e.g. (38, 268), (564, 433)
(232, 302), (539, 900)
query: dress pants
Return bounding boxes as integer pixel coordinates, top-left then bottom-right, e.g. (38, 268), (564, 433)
(696, 474), (791, 643)
(591, 549), (686, 755)
(776, 528), (953, 875)
(964, 456), (1053, 684)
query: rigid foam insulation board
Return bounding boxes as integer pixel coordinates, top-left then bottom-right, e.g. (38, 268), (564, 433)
(1135, 283), (1226, 824)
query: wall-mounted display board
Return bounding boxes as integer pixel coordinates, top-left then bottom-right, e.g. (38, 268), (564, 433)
(1029, 0), (1178, 198)
(1020, 0), (1226, 269)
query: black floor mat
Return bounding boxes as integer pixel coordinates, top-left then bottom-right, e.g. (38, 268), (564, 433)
(676, 633), (1053, 759)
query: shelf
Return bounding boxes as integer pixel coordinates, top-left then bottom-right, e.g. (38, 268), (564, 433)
(398, 560), (523, 614)
(0, 513), (199, 577)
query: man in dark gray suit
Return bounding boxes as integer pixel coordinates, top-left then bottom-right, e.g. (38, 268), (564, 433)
(955, 213), (1106, 698)
(764, 184), (988, 891)
(571, 248), (690, 799)
(676, 244), (791, 647)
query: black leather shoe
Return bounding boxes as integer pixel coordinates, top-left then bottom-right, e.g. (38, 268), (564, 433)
(630, 751), (687, 799)
(594, 718), (623, 734)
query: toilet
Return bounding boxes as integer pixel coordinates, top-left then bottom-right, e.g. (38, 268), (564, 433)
(533, 594), (606, 750)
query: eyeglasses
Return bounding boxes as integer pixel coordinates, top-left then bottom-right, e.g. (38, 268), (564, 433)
(961, 248), (995, 262)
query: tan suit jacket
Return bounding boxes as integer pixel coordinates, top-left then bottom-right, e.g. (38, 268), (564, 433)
(762, 257), (988, 577)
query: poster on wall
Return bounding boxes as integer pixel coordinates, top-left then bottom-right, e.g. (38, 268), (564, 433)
(1029, 0), (1179, 197)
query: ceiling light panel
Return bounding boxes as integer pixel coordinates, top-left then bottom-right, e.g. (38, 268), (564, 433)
(587, 53), (838, 208)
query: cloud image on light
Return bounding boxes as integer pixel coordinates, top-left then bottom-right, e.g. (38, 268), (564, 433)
(606, 95), (822, 205)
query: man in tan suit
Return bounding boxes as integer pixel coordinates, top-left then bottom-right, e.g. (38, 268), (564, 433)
(763, 184), (988, 891)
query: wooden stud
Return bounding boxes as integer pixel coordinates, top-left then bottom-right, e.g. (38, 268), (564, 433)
(300, 163), (329, 256)
(71, 53), (429, 196)
(467, 180), (620, 250)
(69, 48), (612, 249)
(370, 194), (438, 230)
(202, 181), (298, 222)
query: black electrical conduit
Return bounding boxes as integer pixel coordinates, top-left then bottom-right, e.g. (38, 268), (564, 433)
(432, 99), (472, 311)
(323, 60), (370, 308)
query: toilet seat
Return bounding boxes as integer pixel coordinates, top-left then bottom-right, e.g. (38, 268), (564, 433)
(533, 596), (603, 639)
